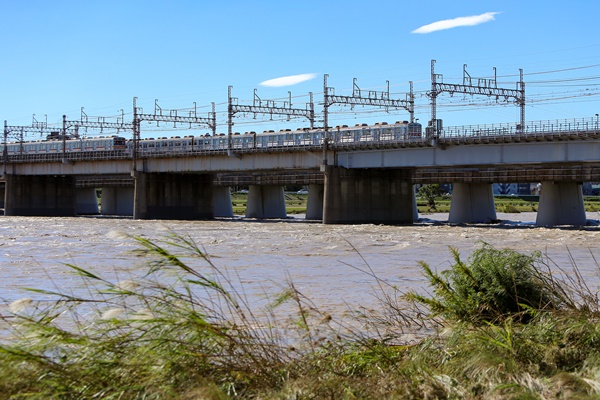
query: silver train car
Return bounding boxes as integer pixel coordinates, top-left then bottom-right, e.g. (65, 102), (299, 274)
(3, 135), (127, 155)
(2, 121), (422, 156)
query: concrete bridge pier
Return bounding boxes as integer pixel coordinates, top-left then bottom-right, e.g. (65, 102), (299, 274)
(412, 186), (419, 222)
(322, 166), (414, 224)
(101, 187), (134, 216)
(448, 183), (497, 223)
(76, 188), (99, 215)
(536, 182), (587, 226)
(246, 185), (287, 219)
(133, 172), (214, 220)
(0, 183), (5, 209)
(213, 186), (234, 217)
(305, 184), (324, 220)
(4, 175), (77, 216)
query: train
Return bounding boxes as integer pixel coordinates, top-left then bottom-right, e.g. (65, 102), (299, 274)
(1, 120), (423, 156)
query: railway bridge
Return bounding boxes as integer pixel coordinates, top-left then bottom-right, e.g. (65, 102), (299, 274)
(2, 118), (600, 226)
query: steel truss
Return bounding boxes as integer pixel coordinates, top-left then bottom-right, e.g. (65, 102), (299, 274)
(227, 86), (315, 155)
(428, 60), (525, 139)
(323, 75), (415, 135)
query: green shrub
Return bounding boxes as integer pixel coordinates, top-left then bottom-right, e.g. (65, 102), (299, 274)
(501, 204), (521, 213)
(407, 244), (568, 324)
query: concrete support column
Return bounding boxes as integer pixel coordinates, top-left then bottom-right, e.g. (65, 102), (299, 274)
(246, 185), (286, 219)
(536, 181), (586, 226)
(76, 188), (99, 215)
(134, 172), (214, 220)
(0, 182), (5, 209)
(448, 183), (497, 223)
(213, 186), (233, 217)
(4, 175), (77, 216)
(101, 187), (134, 216)
(412, 185), (419, 222)
(322, 167), (414, 224)
(305, 183), (324, 220)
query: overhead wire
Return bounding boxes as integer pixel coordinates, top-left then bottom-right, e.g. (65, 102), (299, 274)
(11, 61), (600, 138)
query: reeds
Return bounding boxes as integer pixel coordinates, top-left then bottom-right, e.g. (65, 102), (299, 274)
(2, 235), (600, 398)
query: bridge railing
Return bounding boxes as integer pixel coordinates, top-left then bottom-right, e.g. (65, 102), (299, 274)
(441, 117), (600, 141)
(4, 150), (132, 163)
(2, 117), (600, 163)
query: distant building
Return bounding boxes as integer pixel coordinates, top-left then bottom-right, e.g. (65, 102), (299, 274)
(493, 183), (519, 195)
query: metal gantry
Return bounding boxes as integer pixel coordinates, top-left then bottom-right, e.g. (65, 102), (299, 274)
(59, 108), (135, 163)
(4, 117), (64, 150)
(1, 60), (537, 168)
(428, 60), (525, 139)
(131, 97), (217, 170)
(76, 108), (133, 134)
(323, 75), (415, 136)
(3, 116), (65, 173)
(227, 86), (315, 155)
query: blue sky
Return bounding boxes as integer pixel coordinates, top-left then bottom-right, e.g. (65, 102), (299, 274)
(2, 1), (600, 138)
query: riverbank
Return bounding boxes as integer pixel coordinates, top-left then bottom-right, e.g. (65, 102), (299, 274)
(421, 211), (600, 225)
(231, 192), (600, 216)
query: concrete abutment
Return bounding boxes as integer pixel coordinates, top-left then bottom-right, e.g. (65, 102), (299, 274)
(4, 175), (77, 216)
(448, 183), (497, 223)
(213, 186), (234, 217)
(305, 184), (324, 220)
(76, 188), (99, 215)
(322, 167), (415, 224)
(536, 181), (587, 226)
(133, 172), (214, 220)
(101, 187), (134, 216)
(246, 185), (287, 219)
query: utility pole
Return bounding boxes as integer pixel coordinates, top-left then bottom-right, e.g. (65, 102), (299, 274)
(132, 96), (140, 173)
(3, 121), (7, 176)
(323, 74), (329, 138)
(62, 115), (67, 163)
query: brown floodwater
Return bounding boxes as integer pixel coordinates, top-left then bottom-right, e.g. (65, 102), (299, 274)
(2, 212), (600, 319)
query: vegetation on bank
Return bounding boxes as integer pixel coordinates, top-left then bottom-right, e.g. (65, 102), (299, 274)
(2, 235), (600, 398)
(231, 192), (307, 215)
(231, 188), (600, 215)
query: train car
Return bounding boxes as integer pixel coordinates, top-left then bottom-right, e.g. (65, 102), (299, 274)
(135, 135), (194, 155)
(2, 135), (127, 156)
(79, 136), (127, 152)
(0, 122), (423, 158)
(407, 122), (422, 138)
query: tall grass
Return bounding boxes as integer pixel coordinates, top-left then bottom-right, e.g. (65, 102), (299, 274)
(2, 236), (600, 398)
(0, 231), (350, 398)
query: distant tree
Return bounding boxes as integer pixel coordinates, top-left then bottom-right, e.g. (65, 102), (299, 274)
(418, 184), (443, 211)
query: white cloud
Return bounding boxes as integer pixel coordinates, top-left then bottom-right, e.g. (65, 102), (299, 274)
(412, 12), (500, 34)
(259, 73), (317, 87)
